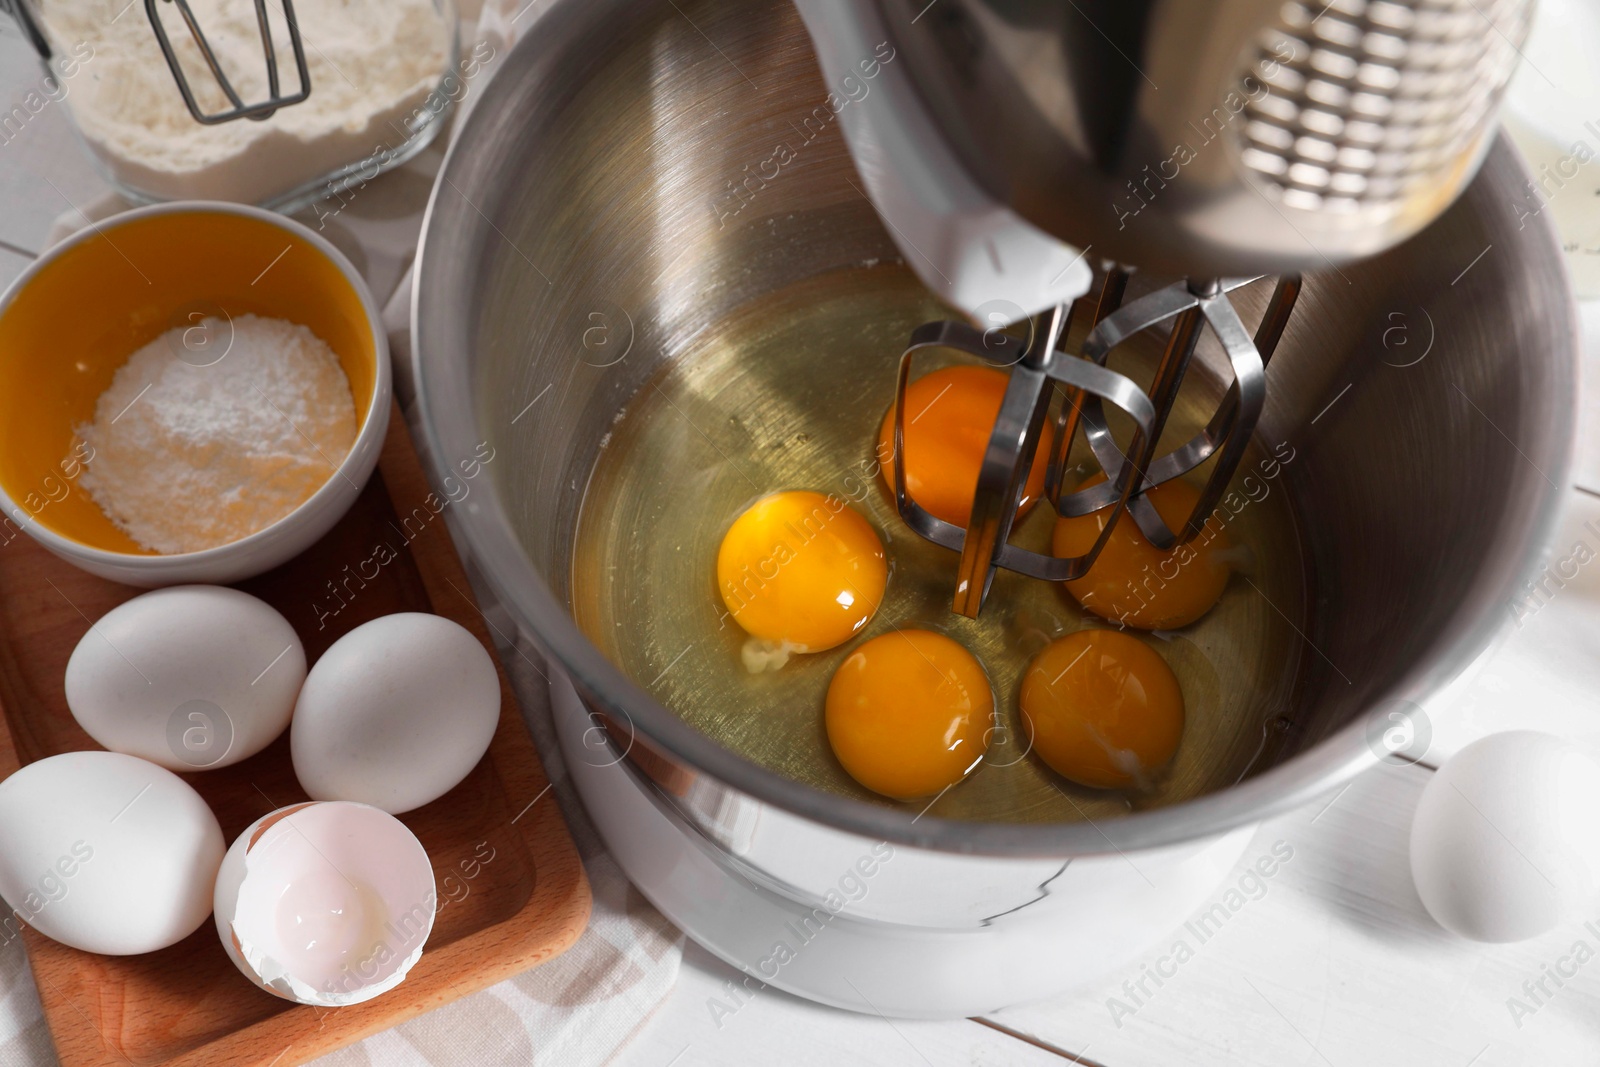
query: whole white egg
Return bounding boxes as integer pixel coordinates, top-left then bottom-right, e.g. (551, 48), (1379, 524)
(0, 751), (225, 954)
(1410, 730), (1600, 942)
(291, 613), (500, 814)
(64, 585), (305, 770)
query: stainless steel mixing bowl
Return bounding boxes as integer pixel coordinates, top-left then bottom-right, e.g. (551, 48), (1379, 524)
(412, 0), (1574, 862)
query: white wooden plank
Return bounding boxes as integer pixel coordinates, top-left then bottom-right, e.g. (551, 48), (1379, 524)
(988, 759), (1600, 1067)
(612, 941), (1080, 1066)
(1432, 490), (1600, 761)
(0, 30), (112, 255)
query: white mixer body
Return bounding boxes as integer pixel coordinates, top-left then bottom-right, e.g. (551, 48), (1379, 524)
(792, 0), (1094, 324)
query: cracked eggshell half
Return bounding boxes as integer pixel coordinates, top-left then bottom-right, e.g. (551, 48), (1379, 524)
(64, 585), (306, 771)
(290, 612), (500, 814)
(0, 751), (224, 954)
(214, 800), (435, 1006)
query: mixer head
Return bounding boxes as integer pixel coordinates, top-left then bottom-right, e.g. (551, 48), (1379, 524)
(796, 0), (1533, 616)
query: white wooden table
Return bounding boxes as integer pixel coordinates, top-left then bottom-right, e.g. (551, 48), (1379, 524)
(3, 24), (1599, 1065)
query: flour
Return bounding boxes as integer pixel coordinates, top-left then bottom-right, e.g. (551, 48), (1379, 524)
(77, 314), (358, 554)
(35, 0), (450, 204)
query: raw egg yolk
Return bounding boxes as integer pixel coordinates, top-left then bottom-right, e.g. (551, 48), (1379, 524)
(716, 491), (887, 654)
(1052, 474), (1232, 630)
(825, 629), (992, 799)
(1020, 630), (1184, 790)
(878, 365), (1052, 527)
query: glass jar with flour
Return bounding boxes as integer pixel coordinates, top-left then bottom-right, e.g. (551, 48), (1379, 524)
(4, 0), (460, 210)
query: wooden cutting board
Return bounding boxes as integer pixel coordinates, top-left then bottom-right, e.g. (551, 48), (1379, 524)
(0, 401), (592, 1066)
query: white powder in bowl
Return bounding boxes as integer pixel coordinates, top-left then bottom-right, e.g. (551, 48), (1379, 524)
(77, 314), (359, 555)
(36, 0), (450, 204)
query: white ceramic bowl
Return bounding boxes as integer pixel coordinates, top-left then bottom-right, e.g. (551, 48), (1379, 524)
(0, 201), (390, 586)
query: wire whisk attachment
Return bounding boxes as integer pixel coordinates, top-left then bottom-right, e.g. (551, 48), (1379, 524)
(889, 269), (1300, 618)
(145, 0), (311, 125)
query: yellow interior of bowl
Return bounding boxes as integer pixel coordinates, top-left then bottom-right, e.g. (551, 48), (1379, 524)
(0, 209), (377, 555)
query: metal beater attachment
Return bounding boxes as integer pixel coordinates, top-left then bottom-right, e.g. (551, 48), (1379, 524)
(890, 270), (1300, 618)
(145, 0), (311, 124)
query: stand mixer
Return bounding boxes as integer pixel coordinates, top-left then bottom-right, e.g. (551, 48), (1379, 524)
(795, 0), (1530, 617)
(412, 0), (1575, 1017)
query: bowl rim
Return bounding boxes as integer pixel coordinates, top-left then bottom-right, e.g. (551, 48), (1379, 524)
(0, 199), (391, 569)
